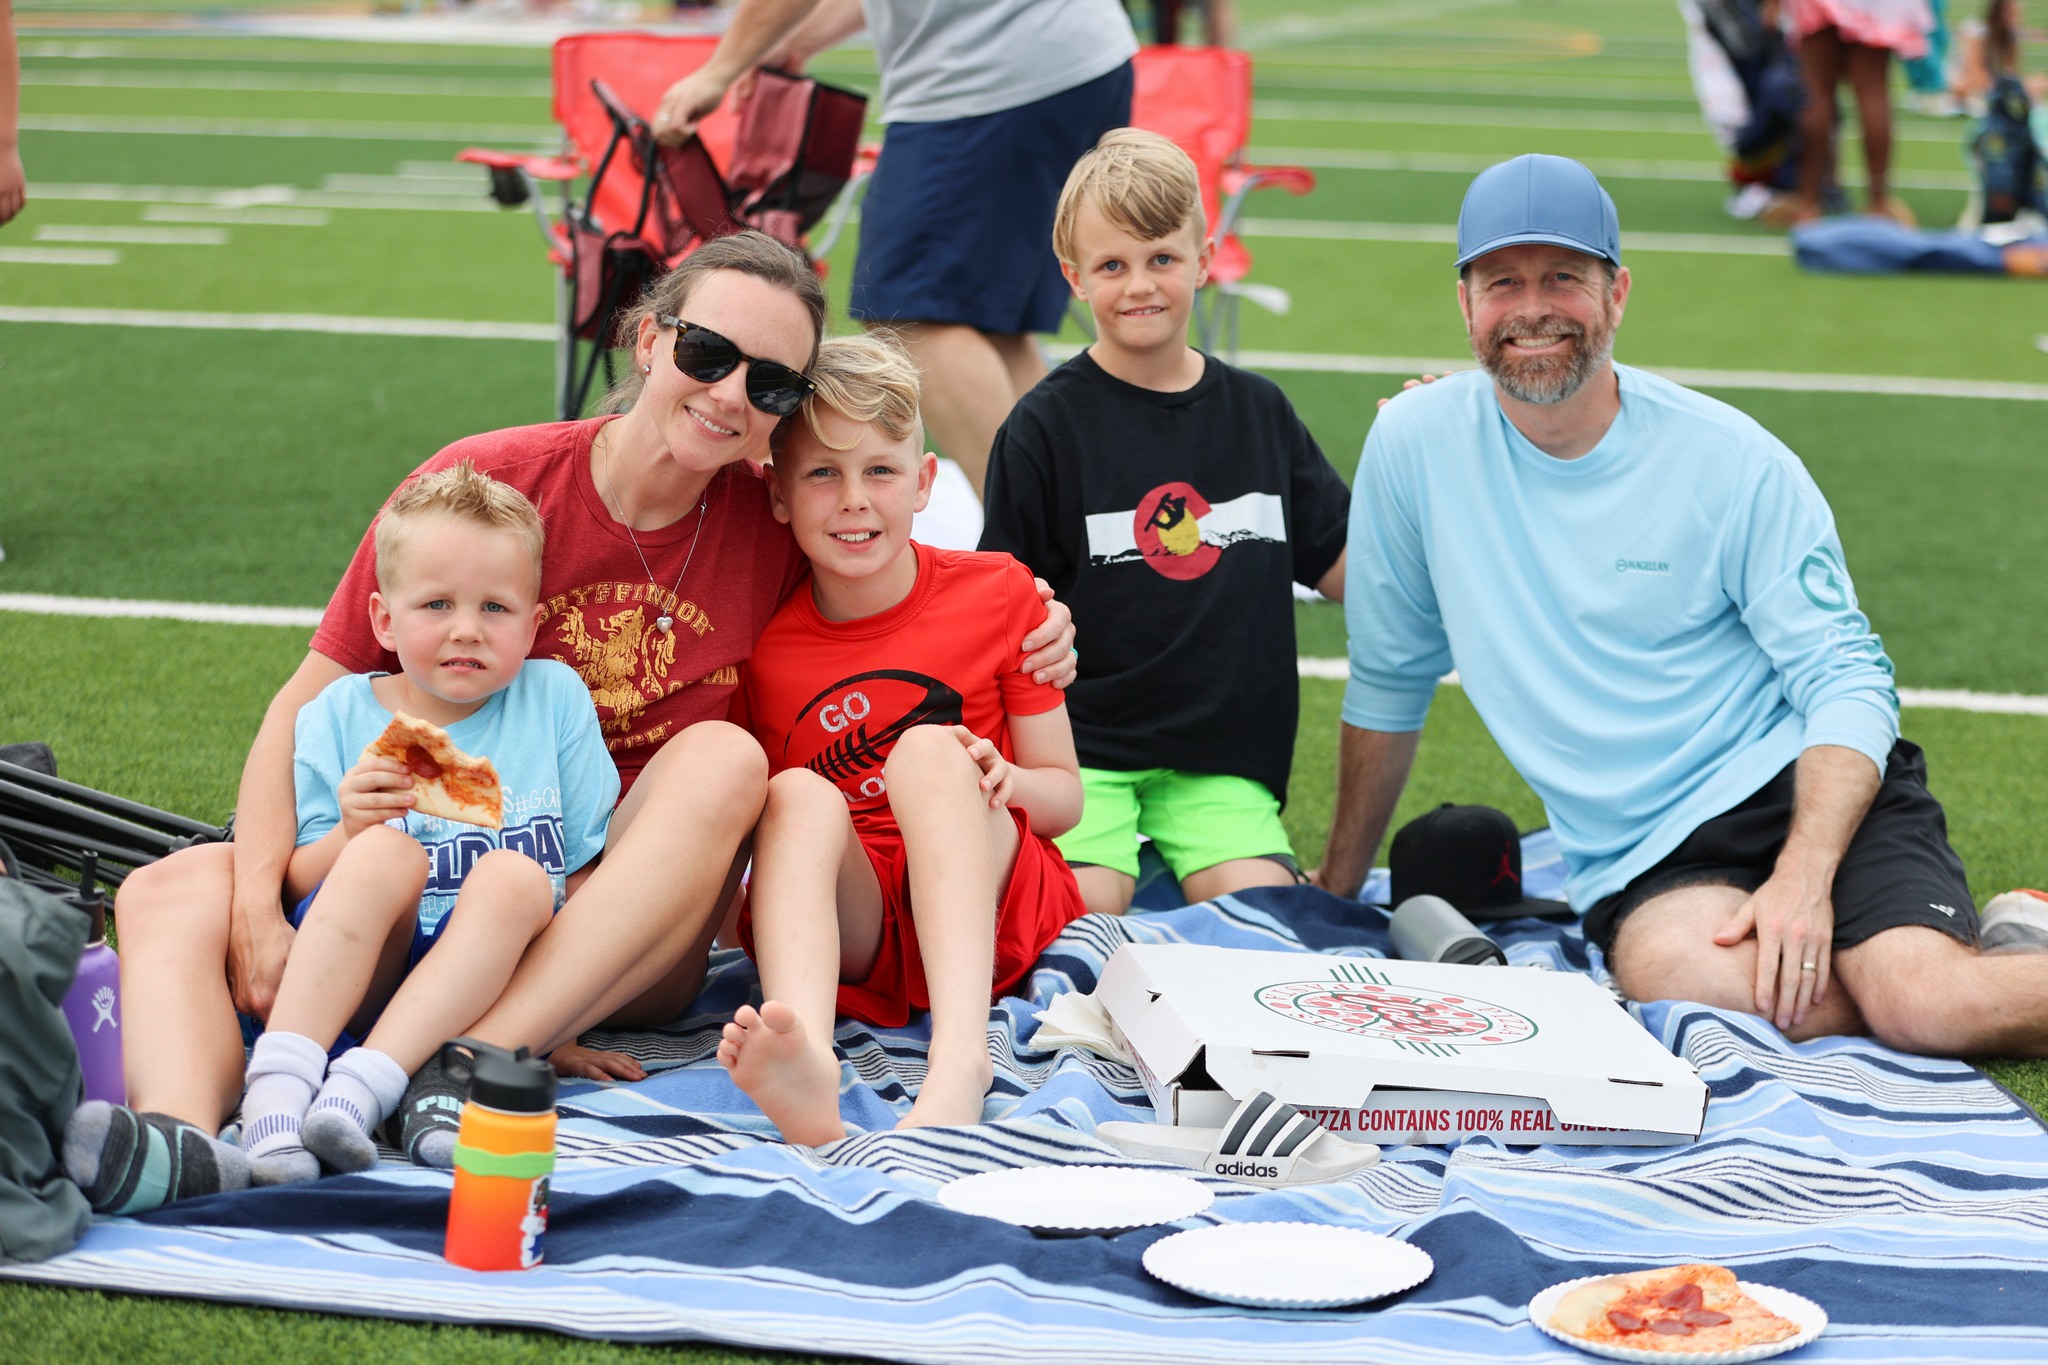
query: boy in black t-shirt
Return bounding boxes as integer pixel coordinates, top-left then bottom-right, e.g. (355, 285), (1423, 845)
(979, 128), (1351, 915)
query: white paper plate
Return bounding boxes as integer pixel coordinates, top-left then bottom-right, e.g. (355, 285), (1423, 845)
(1529, 1275), (1827, 1362)
(1142, 1222), (1435, 1309)
(938, 1165), (1212, 1235)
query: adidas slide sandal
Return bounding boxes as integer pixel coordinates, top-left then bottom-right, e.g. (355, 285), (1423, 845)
(1097, 1090), (1380, 1187)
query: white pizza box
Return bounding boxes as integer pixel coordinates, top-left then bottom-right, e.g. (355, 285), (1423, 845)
(1097, 943), (1706, 1147)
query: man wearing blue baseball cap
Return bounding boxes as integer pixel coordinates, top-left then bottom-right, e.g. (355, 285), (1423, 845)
(1319, 155), (2048, 1056)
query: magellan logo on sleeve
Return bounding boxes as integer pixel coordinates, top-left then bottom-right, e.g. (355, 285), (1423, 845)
(1798, 550), (1851, 611)
(1614, 559), (1671, 575)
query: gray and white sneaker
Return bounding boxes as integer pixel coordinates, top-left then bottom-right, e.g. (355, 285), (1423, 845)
(1979, 890), (2048, 953)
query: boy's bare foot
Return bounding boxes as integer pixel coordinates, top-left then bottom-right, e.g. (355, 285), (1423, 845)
(896, 1052), (994, 1130)
(719, 1001), (846, 1146)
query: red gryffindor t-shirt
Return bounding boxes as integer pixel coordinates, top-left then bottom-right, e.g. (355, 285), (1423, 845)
(733, 543), (1064, 840)
(311, 418), (808, 795)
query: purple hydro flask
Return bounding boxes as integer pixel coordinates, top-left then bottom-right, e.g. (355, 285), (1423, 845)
(58, 856), (126, 1106)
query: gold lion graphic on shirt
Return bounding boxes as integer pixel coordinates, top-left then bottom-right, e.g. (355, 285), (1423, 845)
(556, 604), (677, 734)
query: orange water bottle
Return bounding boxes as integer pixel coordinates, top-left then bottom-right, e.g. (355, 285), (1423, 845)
(441, 1038), (557, 1271)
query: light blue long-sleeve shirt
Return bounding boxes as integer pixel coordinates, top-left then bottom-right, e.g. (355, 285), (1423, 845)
(1343, 364), (1899, 909)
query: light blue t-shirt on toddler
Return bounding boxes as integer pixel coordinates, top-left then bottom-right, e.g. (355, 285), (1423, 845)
(293, 660), (617, 947)
(1343, 364), (1900, 910)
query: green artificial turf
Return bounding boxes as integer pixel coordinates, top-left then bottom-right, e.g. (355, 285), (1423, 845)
(5, 1), (2048, 1356)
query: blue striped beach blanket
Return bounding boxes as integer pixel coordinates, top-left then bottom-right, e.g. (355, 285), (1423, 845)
(8, 839), (2048, 1361)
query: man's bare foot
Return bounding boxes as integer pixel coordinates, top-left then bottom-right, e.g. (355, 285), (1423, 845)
(719, 1001), (846, 1146)
(896, 1052), (994, 1130)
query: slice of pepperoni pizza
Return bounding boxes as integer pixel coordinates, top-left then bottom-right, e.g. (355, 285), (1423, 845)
(362, 712), (503, 830)
(1548, 1264), (1802, 1353)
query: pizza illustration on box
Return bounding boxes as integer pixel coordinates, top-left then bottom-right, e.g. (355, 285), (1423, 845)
(1253, 962), (1538, 1054)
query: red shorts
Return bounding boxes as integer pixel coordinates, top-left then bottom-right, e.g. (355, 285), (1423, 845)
(739, 808), (1085, 1028)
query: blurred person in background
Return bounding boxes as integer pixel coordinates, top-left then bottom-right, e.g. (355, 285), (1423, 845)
(2, 0), (25, 226)
(1787, 0), (1933, 224)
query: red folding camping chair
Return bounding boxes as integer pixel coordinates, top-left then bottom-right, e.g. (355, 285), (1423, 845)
(460, 33), (866, 420)
(1129, 45), (1315, 358)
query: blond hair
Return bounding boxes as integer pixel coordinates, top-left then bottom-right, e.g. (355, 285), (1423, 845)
(774, 330), (924, 455)
(600, 230), (829, 416)
(1052, 128), (1205, 266)
(374, 459), (546, 592)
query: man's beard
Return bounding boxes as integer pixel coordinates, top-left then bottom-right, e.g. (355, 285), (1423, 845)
(1472, 309), (1615, 405)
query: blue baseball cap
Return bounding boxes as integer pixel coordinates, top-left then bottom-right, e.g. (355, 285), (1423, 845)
(1454, 154), (1622, 271)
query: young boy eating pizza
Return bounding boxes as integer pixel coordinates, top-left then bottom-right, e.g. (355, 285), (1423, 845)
(242, 461), (616, 1181)
(722, 333), (1085, 1143)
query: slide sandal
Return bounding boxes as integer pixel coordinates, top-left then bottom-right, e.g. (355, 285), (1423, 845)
(1097, 1090), (1381, 1187)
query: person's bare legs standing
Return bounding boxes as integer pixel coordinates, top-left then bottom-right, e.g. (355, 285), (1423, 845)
(891, 322), (1046, 499)
(1843, 39), (1912, 223)
(1794, 24), (1848, 221)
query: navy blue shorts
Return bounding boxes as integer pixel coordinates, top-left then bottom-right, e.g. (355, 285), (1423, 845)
(849, 62), (1133, 335)
(240, 885), (447, 1060)
(1583, 740), (1979, 956)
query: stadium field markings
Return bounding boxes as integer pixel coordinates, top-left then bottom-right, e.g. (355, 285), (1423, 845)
(0, 246), (118, 265)
(142, 205), (330, 226)
(21, 68), (553, 96)
(10, 180), (1794, 254)
(1255, 98), (1966, 143)
(1241, 217), (1787, 256)
(29, 181), (506, 213)
(20, 113), (557, 141)
(3, 309), (2042, 402)
(35, 224), (226, 245)
(1253, 145), (1974, 191)
(0, 305), (551, 340)
(3, 594), (2038, 717)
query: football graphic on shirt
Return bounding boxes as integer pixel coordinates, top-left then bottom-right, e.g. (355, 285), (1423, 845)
(787, 669), (966, 812)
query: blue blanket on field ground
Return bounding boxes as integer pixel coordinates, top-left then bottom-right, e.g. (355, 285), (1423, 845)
(7, 836), (2048, 1362)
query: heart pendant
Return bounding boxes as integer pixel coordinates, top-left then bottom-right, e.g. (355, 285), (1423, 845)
(656, 615), (674, 634)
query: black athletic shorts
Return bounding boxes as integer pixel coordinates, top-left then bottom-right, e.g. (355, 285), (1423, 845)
(1583, 739), (1978, 956)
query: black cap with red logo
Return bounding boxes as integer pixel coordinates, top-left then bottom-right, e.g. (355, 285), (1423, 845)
(1386, 803), (1571, 921)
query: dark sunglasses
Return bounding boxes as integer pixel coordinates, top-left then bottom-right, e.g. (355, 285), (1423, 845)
(658, 315), (816, 417)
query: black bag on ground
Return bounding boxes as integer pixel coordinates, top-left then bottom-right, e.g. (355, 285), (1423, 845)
(1974, 76), (2048, 224)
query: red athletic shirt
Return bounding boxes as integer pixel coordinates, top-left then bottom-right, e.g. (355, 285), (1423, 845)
(735, 543), (1064, 837)
(311, 418), (809, 795)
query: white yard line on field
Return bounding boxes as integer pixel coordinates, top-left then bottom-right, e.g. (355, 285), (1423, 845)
(21, 113), (558, 142)
(142, 205), (331, 227)
(3, 309), (2043, 401)
(32, 180), (506, 213)
(1239, 217), (1787, 256)
(21, 69), (554, 97)
(1252, 145), (1976, 192)
(1253, 98), (1967, 144)
(0, 306), (553, 341)
(0, 247), (118, 265)
(3, 594), (2039, 717)
(35, 224), (227, 246)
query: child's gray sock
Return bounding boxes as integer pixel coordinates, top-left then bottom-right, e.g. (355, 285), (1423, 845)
(62, 1102), (251, 1214)
(242, 1029), (327, 1186)
(387, 1050), (465, 1169)
(302, 1046), (409, 1173)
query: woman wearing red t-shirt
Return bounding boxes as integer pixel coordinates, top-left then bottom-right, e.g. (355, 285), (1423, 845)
(83, 233), (1075, 1207)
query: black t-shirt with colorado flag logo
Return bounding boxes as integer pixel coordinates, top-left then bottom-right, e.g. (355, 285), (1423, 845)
(981, 351), (1349, 804)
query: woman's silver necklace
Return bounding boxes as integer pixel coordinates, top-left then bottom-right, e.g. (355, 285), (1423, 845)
(598, 424), (710, 635)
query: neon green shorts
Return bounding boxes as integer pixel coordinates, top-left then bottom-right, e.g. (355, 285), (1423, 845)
(1055, 767), (1294, 881)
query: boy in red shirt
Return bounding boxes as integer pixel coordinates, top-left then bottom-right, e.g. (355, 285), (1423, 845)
(727, 334), (1085, 1144)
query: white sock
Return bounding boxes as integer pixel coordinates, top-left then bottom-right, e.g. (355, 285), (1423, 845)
(241, 1030), (328, 1180)
(302, 1047), (410, 1173)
